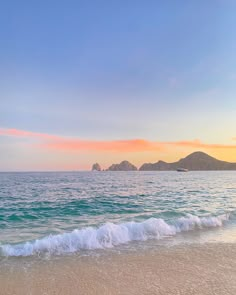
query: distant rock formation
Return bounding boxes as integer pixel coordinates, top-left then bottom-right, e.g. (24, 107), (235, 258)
(140, 160), (171, 171)
(92, 163), (101, 171)
(139, 151), (236, 171)
(107, 160), (138, 171)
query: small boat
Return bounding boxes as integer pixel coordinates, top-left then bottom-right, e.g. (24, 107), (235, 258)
(176, 168), (188, 172)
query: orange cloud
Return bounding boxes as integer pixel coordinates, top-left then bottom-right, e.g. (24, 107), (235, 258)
(165, 139), (236, 149)
(1, 128), (236, 153)
(42, 138), (164, 152)
(0, 128), (162, 152)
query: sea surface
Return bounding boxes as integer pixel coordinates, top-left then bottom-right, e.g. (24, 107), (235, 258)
(0, 171), (236, 258)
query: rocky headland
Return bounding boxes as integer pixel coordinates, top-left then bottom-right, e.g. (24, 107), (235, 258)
(107, 160), (138, 171)
(139, 151), (236, 171)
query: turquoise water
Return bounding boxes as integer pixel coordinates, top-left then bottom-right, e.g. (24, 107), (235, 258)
(0, 171), (236, 256)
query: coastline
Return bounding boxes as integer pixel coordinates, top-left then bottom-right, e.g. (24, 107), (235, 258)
(1, 242), (236, 295)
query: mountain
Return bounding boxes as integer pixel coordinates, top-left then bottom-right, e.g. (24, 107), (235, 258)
(92, 163), (102, 171)
(139, 151), (236, 171)
(107, 160), (138, 171)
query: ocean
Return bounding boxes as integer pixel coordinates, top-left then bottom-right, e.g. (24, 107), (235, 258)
(1, 171), (236, 294)
(1, 171), (236, 256)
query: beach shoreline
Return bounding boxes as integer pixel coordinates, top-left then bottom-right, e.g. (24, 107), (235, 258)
(1, 242), (236, 295)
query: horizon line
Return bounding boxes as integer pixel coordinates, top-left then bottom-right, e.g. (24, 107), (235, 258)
(1, 150), (236, 172)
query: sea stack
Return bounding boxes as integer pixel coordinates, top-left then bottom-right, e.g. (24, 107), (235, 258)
(92, 163), (102, 171)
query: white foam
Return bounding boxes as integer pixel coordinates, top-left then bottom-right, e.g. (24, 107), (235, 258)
(0, 214), (229, 257)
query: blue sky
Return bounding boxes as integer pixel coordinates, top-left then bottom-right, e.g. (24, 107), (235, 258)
(1, 1), (236, 170)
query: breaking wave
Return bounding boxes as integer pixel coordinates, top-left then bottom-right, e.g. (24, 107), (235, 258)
(0, 214), (229, 257)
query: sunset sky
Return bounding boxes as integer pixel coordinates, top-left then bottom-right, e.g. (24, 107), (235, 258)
(1, 1), (236, 171)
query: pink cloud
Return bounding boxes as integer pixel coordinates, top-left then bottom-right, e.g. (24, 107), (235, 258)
(0, 128), (58, 140)
(1, 128), (236, 153)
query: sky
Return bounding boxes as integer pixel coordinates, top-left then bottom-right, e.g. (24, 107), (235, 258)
(1, 0), (236, 171)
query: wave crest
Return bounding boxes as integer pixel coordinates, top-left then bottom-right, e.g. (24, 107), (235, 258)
(1, 214), (229, 257)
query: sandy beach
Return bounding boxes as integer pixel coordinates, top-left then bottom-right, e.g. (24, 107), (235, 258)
(1, 243), (236, 295)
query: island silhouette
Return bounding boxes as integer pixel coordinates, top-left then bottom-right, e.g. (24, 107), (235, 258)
(92, 151), (236, 171)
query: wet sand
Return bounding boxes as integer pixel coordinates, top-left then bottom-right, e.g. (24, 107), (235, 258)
(1, 243), (236, 295)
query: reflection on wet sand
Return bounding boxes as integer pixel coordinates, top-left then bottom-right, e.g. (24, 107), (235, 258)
(1, 243), (236, 295)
